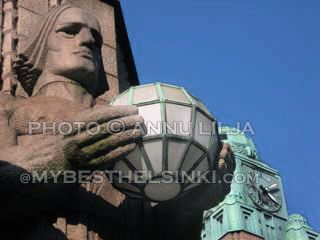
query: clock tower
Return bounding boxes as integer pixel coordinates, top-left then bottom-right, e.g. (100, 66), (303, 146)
(201, 126), (289, 240)
(201, 126), (319, 240)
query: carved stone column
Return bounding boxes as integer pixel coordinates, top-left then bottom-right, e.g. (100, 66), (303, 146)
(1, 0), (18, 93)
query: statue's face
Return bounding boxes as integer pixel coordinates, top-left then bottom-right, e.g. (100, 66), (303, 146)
(46, 7), (103, 91)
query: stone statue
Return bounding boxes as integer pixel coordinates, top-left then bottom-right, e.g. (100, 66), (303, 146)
(0, 4), (235, 240)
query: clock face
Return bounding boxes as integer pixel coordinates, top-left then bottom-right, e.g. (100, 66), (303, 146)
(247, 170), (282, 212)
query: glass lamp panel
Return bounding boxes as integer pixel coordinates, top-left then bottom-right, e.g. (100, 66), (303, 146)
(194, 110), (213, 149)
(132, 85), (159, 104)
(192, 157), (209, 175)
(112, 92), (128, 105)
(126, 146), (150, 181)
(167, 139), (188, 171)
(166, 104), (192, 135)
(138, 104), (162, 135)
(185, 157), (209, 184)
(113, 176), (141, 193)
(144, 140), (163, 176)
(113, 160), (134, 182)
(144, 181), (181, 202)
(180, 144), (204, 172)
(190, 96), (211, 116)
(161, 85), (190, 103)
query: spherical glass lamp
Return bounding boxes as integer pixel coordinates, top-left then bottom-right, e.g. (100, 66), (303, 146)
(110, 83), (221, 202)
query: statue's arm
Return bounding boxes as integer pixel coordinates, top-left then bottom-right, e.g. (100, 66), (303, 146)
(0, 139), (70, 177)
(0, 93), (54, 217)
(0, 92), (67, 181)
(0, 95), (144, 187)
(0, 94), (144, 219)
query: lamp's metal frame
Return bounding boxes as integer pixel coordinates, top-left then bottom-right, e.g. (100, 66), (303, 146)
(111, 82), (221, 202)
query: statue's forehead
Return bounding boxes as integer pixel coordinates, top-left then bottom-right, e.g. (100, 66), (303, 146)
(55, 7), (101, 32)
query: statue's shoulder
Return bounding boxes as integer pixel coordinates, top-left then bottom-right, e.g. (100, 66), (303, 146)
(10, 96), (86, 129)
(13, 95), (86, 111)
(0, 94), (50, 119)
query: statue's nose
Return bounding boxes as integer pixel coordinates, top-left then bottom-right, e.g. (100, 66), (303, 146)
(78, 28), (96, 49)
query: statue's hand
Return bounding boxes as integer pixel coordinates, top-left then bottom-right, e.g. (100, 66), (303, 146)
(58, 105), (143, 170)
(196, 143), (236, 208)
(217, 143), (235, 173)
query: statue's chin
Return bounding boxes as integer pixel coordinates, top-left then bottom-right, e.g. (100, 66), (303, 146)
(72, 58), (96, 74)
(49, 56), (96, 76)
(55, 64), (97, 81)
(45, 59), (99, 95)
(68, 67), (99, 94)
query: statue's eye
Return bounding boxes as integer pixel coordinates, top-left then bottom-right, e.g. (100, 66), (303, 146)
(56, 25), (81, 37)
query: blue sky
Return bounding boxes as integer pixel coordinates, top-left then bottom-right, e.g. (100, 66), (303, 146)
(121, 0), (320, 230)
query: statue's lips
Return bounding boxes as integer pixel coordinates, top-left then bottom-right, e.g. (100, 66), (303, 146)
(73, 49), (94, 60)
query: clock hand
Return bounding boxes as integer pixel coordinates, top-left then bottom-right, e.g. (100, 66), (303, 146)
(267, 192), (279, 205)
(259, 185), (268, 193)
(266, 183), (278, 192)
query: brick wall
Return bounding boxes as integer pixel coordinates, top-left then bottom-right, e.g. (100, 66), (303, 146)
(221, 231), (264, 240)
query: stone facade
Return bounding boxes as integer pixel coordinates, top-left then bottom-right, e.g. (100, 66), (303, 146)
(0, 0), (139, 102)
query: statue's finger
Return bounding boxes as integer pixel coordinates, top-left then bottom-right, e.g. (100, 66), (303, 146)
(219, 148), (229, 159)
(73, 115), (144, 146)
(80, 129), (142, 161)
(221, 143), (231, 152)
(86, 143), (137, 169)
(218, 159), (227, 170)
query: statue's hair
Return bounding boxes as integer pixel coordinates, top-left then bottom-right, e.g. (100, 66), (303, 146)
(14, 4), (108, 97)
